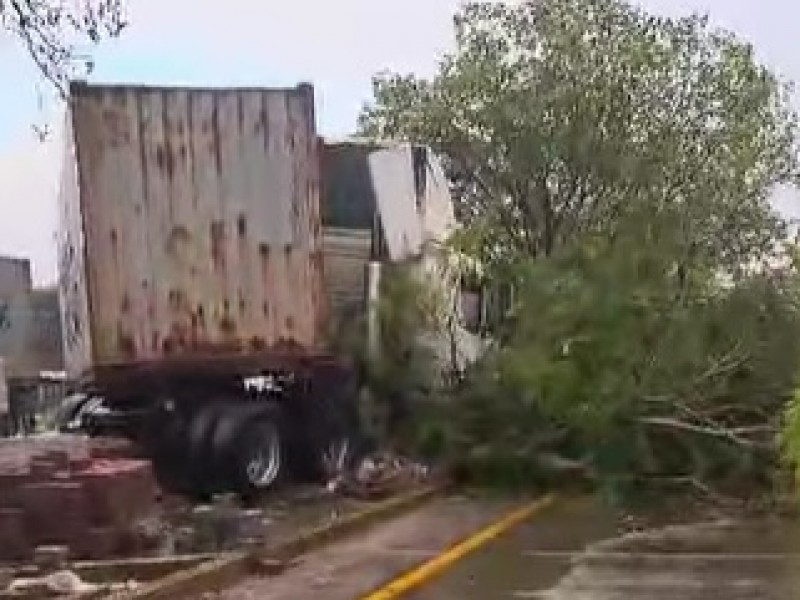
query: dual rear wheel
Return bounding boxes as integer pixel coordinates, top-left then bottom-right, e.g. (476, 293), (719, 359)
(150, 401), (284, 499)
(153, 399), (355, 498)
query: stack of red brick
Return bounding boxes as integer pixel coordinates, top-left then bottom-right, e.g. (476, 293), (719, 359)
(0, 437), (160, 562)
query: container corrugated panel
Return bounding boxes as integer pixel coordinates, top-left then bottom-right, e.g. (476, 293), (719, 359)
(368, 144), (457, 259)
(322, 142), (456, 261)
(322, 227), (372, 327)
(415, 146), (457, 251)
(58, 83), (325, 378)
(58, 111), (94, 378)
(320, 141), (458, 331)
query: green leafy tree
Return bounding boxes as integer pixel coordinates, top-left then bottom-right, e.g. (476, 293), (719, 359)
(777, 245), (800, 493)
(329, 264), (448, 446)
(360, 0), (799, 273)
(359, 0), (800, 499)
(450, 212), (800, 496)
(780, 391), (800, 487)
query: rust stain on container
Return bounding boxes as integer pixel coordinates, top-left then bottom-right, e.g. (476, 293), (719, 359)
(118, 330), (136, 358)
(166, 225), (191, 257)
(210, 221), (227, 271)
(58, 82), (326, 378)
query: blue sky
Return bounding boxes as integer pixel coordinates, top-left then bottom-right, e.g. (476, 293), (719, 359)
(0, 0), (797, 284)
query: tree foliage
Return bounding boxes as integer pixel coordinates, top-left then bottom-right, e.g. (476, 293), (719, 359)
(448, 214), (800, 496)
(359, 0), (800, 500)
(360, 0), (799, 273)
(0, 0), (126, 96)
(329, 264), (448, 447)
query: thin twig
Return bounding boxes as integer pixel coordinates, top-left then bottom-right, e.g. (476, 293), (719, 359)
(638, 415), (772, 451)
(9, 0), (68, 96)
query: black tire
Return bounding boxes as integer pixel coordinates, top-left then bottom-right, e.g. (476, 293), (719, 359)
(149, 416), (195, 496)
(236, 418), (283, 498)
(185, 401), (231, 494)
(75, 397), (107, 437)
(209, 403), (284, 498)
(148, 400), (227, 499)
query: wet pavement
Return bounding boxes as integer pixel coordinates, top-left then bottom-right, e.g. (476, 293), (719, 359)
(211, 494), (800, 599)
(408, 496), (618, 600)
(412, 497), (800, 600)
(214, 493), (518, 600)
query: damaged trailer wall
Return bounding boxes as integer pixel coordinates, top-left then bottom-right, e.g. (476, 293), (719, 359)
(321, 141), (486, 372)
(321, 142), (457, 323)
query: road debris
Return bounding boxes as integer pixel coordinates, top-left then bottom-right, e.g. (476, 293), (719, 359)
(0, 435), (161, 562)
(32, 546), (70, 573)
(7, 568), (139, 596)
(336, 452), (430, 500)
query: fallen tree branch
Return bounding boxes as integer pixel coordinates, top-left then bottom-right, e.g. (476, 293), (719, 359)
(702, 402), (776, 421)
(692, 343), (748, 386)
(643, 395), (748, 440)
(637, 416), (773, 452)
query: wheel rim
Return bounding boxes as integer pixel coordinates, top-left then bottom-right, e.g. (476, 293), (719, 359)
(245, 424), (281, 488)
(321, 437), (351, 479)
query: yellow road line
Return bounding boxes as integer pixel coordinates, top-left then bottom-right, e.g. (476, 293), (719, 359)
(360, 493), (556, 600)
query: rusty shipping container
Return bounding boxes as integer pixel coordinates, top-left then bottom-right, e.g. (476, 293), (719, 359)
(58, 83), (325, 379)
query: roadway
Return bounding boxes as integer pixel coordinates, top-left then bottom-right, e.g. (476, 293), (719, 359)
(214, 493), (800, 600)
(409, 498), (800, 600)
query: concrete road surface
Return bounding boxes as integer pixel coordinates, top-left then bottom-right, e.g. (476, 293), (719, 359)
(215, 494), (800, 600)
(215, 494), (519, 600)
(412, 498), (800, 600)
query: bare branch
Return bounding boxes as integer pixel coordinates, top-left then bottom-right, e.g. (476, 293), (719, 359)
(638, 416), (772, 451)
(1, 0), (126, 97)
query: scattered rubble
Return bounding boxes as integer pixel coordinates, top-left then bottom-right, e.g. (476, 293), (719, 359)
(182, 498), (269, 553)
(0, 568), (12, 591)
(8, 569), (138, 596)
(32, 546), (70, 573)
(336, 452), (431, 500)
(0, 437), (438, 598)
(0, 436), (161, 562)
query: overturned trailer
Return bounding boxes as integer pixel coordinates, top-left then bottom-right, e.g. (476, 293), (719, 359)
(322, 140), (485, 373)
